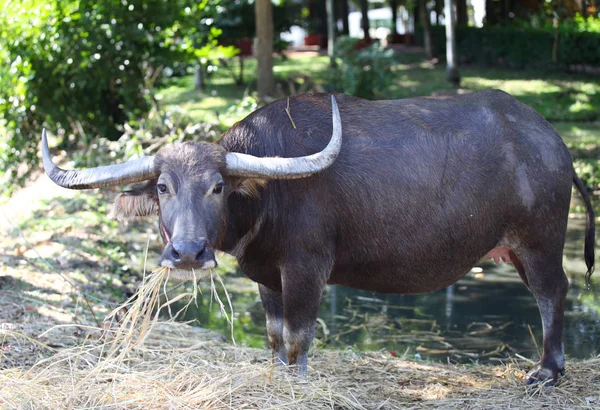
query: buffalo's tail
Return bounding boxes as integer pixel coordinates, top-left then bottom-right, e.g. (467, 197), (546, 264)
(573, 172), (596, 289)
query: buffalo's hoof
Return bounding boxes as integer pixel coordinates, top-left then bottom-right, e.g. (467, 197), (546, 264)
(526, 365), (564, 386)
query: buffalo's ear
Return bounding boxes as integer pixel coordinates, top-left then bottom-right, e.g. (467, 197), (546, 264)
(110, 180), (158, 221)
(231, 178), (268, 198)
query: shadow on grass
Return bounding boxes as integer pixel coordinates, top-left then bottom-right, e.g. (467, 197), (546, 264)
(388, 53), (600, 121)
(161, 80), (249, 110)
(156, 51), (599, 129)
(8, 192), (164, 304)
(0, 275), (52, 300)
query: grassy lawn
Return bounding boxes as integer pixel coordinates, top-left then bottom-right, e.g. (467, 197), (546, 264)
(554, 122), (600, 145)
(157, 56), (331, 128)
(389, 65), (600, 122)
(157, 52), (600, 129)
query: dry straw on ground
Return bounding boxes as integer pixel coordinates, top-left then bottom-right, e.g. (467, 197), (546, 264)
(1, 266), (599, 409)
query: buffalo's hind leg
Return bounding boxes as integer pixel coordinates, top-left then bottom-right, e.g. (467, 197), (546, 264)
(516, 251), (569, 385)
(258, 284), (288, 365)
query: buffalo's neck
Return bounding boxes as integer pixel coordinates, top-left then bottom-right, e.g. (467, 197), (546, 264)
(220, 191), (285, 291)
(218, 193), (264, 258)
(216, 135), (272, 261)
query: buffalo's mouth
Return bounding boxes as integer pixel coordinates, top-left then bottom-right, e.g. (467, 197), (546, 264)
(157, 240), (217, 281)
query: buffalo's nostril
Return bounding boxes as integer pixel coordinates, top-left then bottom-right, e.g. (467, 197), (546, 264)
(170, 246), (181, 262)
(171, 241), (207, 267)
(195, 244), (206, 261)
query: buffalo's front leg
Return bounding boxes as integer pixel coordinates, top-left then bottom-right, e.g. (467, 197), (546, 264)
(280, 258), (329, 375)
(258, 284), (287, 365)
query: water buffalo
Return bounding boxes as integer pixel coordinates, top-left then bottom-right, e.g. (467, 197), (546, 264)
(42, 91), (595, 385)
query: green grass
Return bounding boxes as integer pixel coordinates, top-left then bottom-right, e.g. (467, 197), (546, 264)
(157, 75), (249, 127)
(554, 122), (600, 145)
(386, 56), (600, 122)
(157, 56), (331, 128)
(157, 52), (600, 128)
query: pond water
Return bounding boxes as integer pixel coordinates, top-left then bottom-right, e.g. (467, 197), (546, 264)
(165, 216), (600, 364)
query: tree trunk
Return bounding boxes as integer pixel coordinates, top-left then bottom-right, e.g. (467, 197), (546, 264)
(485, 0), (500, 25)
(319, 0), (328, 38)
(444, 0), (460, 86)
(326, 0), (335, 66)
(484, 0), (493, 25)
(420, 0), (434, 59)
(255, 0), (274, 99)
(341, 0), (350, 35)
(237, 56), (244, 86)
(390, 0), (398, 35)
(552, 14), (559, 64)
(360, 0), (370, 40)
(435, 0), (443, 25)
(456, 0), (468, 25)
(194, 64), (204, 91)
(501, 0), (509, 24)
(414, 1), (420, 29)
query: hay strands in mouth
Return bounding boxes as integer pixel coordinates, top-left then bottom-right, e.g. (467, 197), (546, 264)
(101, 265), (236, 360)
(210, 269), (236, 346)
(103, 266), (174, 356)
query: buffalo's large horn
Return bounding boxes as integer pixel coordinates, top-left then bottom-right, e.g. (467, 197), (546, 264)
(42, 129), (157, 189)
(225, 95), (342, 179)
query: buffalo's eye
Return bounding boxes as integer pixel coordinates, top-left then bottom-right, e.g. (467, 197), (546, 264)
(157, 184), (168, 194)
(213, 182), (224, 195)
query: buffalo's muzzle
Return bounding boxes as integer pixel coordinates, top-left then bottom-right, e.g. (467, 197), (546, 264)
(159, 240), (216, 270)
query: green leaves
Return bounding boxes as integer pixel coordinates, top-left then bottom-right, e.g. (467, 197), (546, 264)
(416, 24), (600, 69)
(330, 37), (396, 100)
(0, 0), (223, 193)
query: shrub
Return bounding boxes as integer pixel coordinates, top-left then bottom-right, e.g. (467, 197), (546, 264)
(0, 0), (221, 193)
(415, 24), (600, 70)
(72, 106), (222, 171)
(330, 37), (395, 100)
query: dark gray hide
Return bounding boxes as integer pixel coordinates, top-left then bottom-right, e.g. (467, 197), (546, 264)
(44, 90), (595, 385)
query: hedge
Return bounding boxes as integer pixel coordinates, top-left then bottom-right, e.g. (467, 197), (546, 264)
(416, 25), (600, 70)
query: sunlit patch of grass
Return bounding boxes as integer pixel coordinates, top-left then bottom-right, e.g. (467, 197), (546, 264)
(273, 55), (329, 79)
(158, 56), (332, 128)
(569, 100), (593, 113)
(461, 77), (562, 95)
(553, 122), (600, 145)
(157, 53), (600, 124)
(384, 55), (600, 121)
(394, 78), (425, 89)
(449, 74), (600, 121)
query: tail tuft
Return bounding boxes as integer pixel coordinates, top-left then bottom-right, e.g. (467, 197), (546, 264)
(573, 173), (595, 289)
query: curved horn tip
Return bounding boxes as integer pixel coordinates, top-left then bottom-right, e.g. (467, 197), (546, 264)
(41, 128), (56, 175)
(330, 95), (338, 111)
(330, 95), (341, 137)
(224, 93), (343, 180)
(41, 128), (157, 189)
(41, 128), (48, 154)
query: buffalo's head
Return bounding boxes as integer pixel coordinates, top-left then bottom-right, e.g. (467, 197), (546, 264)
(42, 96), (342, 280)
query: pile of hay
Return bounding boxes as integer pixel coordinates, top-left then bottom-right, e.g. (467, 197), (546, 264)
(1, 268), (599, 409)
(2, 330), (600, 409)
